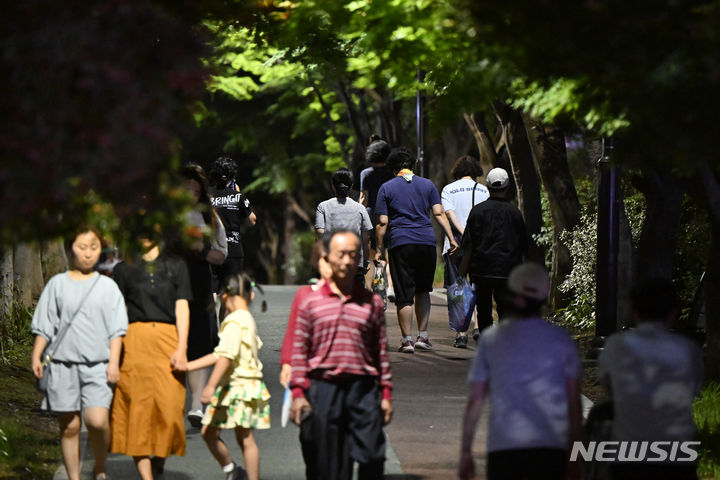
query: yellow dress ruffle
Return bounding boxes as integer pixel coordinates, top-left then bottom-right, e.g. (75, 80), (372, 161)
(202, 379), (271, 430)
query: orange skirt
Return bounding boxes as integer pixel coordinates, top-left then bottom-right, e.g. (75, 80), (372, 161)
(110, 322), (186, 457)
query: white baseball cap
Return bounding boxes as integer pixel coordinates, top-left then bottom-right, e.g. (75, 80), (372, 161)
(507, 262), (551, 301)
(486, 167), (510, 190)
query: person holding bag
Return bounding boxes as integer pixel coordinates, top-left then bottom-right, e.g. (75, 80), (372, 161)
(440, 155), (488, 348)
(31, 225), (128, 480)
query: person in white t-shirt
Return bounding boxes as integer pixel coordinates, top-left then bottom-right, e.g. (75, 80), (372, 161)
(459, 263), (582, 480)
(440, 155), (489, 348)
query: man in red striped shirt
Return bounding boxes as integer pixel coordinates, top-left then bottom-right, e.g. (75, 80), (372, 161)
(290, 230), (393, 480)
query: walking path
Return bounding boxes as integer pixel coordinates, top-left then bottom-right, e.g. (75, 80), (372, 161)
(58, 285), (591, 479)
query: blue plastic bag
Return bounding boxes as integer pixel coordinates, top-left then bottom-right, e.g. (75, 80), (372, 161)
(444, 253), (476, 332)
(447, 278), (476, 332)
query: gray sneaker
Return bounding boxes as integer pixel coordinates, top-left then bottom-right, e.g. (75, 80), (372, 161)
(398, 339), (415, 353)
(415, 336), (432, 351)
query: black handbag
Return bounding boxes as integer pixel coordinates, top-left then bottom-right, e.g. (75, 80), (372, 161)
(36, 275), (100, 394)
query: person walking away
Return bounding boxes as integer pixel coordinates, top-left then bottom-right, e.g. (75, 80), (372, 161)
(459, 167), (526, 340)
(375, 147), (458, 353)
(459, 262), (582, 480)
(180, 164), (228, 428)
(31, 226), (128, 480)
(440, 155), (489, 348)
(110, 236), (192, 480)
(315, 168), (373, 285)
(359, 138), (395, 295)
(186, 274), (270, 480)
(279, 238), (333, 387)
(290, 230), (393, 479)
(598, 278), (703, 480)
(210, 156), (257, 291)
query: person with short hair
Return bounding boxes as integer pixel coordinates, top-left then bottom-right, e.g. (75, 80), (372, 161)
(210, 156), (256, 290)
(459, 167), (527, 340)
(290, 230), (393, 480)
(598, 278), (703, 480)
(375, 147), (458, 353)
(315, 168), (373, 283)
(360, 139), (396, 296)
(459, 262), (582, 480)
(31, 226), (128, 480)
(440, 155), (489, 348)
(180, 164), (229, 429)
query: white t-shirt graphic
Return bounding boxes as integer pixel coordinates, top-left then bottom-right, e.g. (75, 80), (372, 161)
(440, 178), (489, 254)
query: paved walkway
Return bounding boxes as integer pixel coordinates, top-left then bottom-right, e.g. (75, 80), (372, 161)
(58, 286), (591, 479)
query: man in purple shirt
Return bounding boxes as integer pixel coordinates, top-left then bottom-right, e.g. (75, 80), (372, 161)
(375, 147), (458, 353)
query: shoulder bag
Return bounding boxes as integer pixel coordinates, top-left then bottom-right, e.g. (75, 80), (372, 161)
(36, 275), (100, 394)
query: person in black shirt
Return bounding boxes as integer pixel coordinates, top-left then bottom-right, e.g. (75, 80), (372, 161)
(360, 139), (396, 297)
(210, 156), (257, 292)
(459, 168), (527, 339)
(110, 238), (192, 479)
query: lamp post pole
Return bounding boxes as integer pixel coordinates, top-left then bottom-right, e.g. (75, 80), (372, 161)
(595, 137), (620, 341)
(416, 67), (425, 177)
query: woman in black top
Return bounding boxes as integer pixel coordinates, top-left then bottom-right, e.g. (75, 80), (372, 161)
(110, 238), (192, 479)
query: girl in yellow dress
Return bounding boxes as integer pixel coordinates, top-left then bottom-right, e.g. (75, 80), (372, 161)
(187, 273), (270, 480)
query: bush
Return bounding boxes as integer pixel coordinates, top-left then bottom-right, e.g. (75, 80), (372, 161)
(695, 382), (720, 479)
(554, 176), (646, 332)
(0, 285), (34, 362)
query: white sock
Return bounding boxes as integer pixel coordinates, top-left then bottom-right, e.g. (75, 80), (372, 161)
(403, 335), (413, 343)
(223, 462), (235, 473)
(419, 330), (428, 338)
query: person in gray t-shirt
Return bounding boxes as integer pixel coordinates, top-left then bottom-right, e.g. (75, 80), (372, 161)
(459, 263), (582, 480)
(315, 168), (373, 274)
(31, 226), (128, 480)
(598, 278), (703, 479)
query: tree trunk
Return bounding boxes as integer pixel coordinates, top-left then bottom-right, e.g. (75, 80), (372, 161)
(13, 243), (44, 308)
(633, 171), (683, 281)
(0, 248), (13, 324)
(493, 102), (545, 264)
(427, 119), (474, 188)
(706, 220), (720, 380)
(463, 112), (496, 184)
(41, 239), (68, 281)
(527, 124), (581, 309)
(283, 195), (296, 285)
(617, 192), (635, 330)
(699, 162), (720, 380)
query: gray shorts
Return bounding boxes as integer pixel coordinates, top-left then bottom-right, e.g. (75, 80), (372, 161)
(42, 361), (113, 412)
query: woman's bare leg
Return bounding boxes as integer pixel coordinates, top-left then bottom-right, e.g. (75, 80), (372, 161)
(58, 412), (82, 480)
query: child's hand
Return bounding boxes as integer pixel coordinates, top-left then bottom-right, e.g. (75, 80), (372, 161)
(201, 384), (216, 404)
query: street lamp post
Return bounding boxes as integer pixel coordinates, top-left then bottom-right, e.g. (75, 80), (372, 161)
(415, 67), (425, 177)
(595, 137), (620, 342)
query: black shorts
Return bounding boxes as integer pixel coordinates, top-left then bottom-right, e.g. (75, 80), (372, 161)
(388, 244), (436, 308)
(211, 256), (244, 293)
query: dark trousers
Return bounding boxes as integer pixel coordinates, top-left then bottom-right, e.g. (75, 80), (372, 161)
(300, 377), (385, 480)
(471, 276), (508, 332)
(611, 463), (698, 480)
(487, 448), (567, 480)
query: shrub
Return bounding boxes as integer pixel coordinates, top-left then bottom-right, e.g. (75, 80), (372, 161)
(694, 382), (720, 479)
